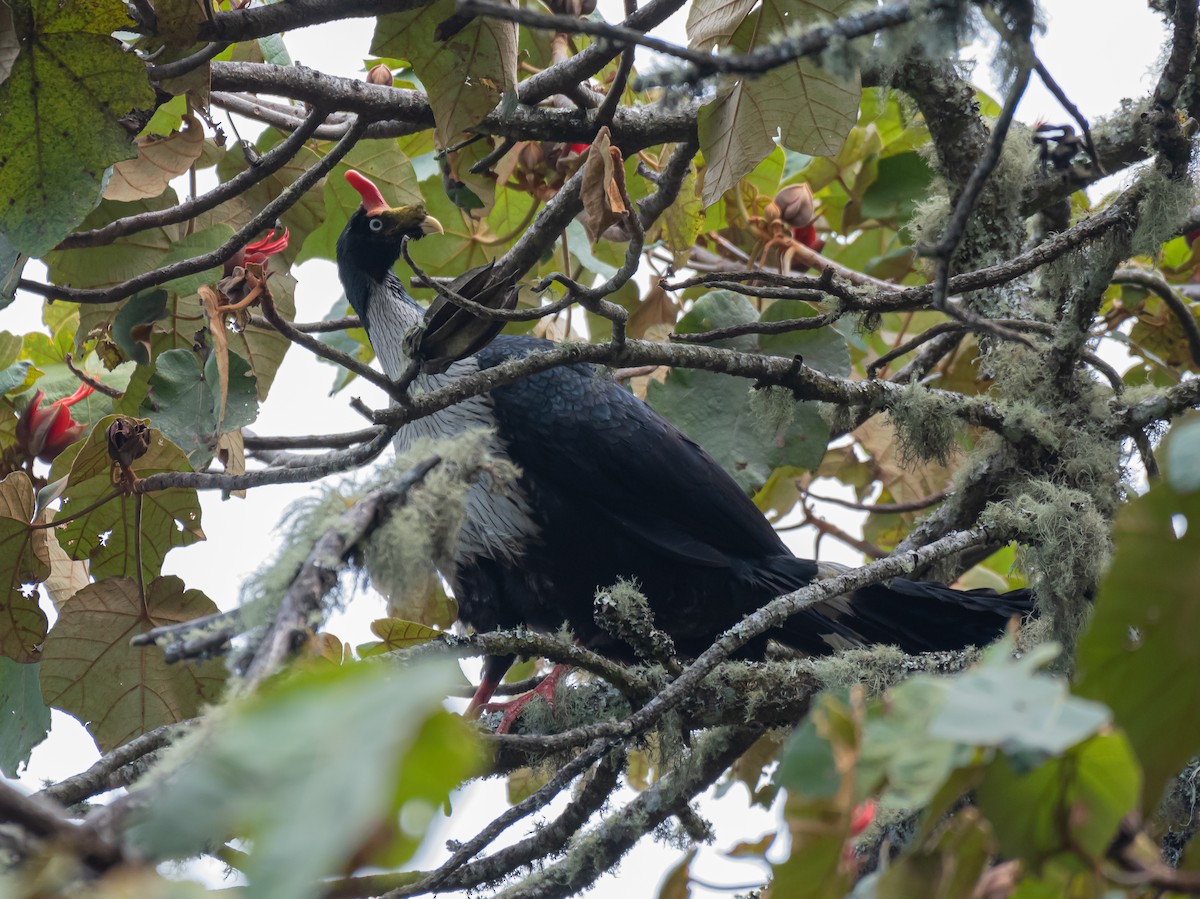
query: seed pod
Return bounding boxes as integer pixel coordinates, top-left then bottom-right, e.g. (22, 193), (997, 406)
(106, 418), (151, 469)
(366, 64), (394, 87)
(774, 183), (816, 228)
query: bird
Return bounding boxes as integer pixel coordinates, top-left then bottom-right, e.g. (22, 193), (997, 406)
(336, 170), (1034, 718)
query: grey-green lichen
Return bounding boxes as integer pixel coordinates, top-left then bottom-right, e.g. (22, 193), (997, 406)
(982, 479), (1111, 649)
(809, 645), (910, 695)
(238, 484), (357, 613)
(1131, 156), (1200, 258)
(874, 0), (981, 77)
(748, 384), (797, 437)
(365, 431), (519, 610)
(886, 382), (961, 467)
(594, 579), (677, 662)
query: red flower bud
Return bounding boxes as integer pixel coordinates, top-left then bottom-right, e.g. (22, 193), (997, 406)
(226, 227), (290, 274)
(791, 223), (824, 252)
(16, 383), (94, 463)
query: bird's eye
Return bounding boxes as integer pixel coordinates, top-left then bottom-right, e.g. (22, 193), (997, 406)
(368, 217), (384, 232)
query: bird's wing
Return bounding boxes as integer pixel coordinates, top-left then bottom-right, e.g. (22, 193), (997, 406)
(479, 337), (790, 567)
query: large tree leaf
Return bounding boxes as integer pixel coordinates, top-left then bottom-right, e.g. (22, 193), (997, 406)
(686, 0), (756, 50)
(104, 115), (205, 202)
(140, 348), (258, 468)
(697, 0), (860, 207)
(226, 268), (295, 401)
(1075, 429), (1200, 813)
(976, 732), (1140, 864)
(372, 0), (517, 146)
(47, 190), (180, 294)
(0, 471), (49, 662)
(646, 291), (831, 493)
(0, 0), (154, 255)
(0, 229), (25, 311)
(126, 659), (481, 899)
(39, 575), (226, 752)
(0, 656), (51, 776)
(56, 416), (203, 584)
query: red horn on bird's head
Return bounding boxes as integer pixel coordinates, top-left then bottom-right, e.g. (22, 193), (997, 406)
(345, 170), (388, 215)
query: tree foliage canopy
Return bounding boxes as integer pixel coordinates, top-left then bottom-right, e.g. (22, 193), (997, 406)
(3, 0), (1200, 896)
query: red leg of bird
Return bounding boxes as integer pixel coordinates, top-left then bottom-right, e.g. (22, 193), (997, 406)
(474, 665), (571, 734)
(464, 677), (502, 719)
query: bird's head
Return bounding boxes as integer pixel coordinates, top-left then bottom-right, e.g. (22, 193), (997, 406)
(337, 171), (444, 316)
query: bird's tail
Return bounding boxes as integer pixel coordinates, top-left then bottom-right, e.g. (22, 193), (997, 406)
(753, 556), (1035, 657)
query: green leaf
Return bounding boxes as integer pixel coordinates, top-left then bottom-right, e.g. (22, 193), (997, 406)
(0, 231), (25, 310)
(759, 301), (851, 377)
(140, 348), (258, 468)
(859, 152), (935, 223)
(257, 33), (291, 67)
(47, 190), (181, 293)
(358, 618), (441, 658)
(112, 289), (168, 365)
(930, 640), (1110, 756)
(860, 677), (971, 808)
(646, 291), (831, 492)
(0, 471), (49, 663)
(775, 712), (841, 799)
(976, 731), (1140, 864)
(660, 156), (704, 266)
(56, 417), (203, 584)
(0, 656), (50, 776)
(0, 0), (155, 255)
(697, 0), (860, 207)
(0, 359), (31, 395)
(372, 0), (517, 146)
(39, 575), (226, 752)
(1075, 466), (1200, 813)
(126, 659), (481, 899)
(159, 224), (233, 297)
(1164, 413), (1200, 494)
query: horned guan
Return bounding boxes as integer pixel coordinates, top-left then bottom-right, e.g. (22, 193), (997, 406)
(335, 170), (1033, 712)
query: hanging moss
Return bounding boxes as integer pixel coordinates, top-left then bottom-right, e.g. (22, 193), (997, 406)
(1131, 158), (1200, 257)
(886, 383), (960, 466)
(983, 479), (1110, 649)
(748, 384), (797, 437)
(238, 484), (360, 615)
(365, 431), (520, 609)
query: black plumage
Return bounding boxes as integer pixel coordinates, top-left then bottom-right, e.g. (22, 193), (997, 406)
(336, 172), (1033, 709)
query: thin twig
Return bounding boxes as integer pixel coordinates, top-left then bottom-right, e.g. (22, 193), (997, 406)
(64, 353), (123, 398)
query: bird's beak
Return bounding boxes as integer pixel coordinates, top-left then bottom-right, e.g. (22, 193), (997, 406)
(421, 215), (444, 236)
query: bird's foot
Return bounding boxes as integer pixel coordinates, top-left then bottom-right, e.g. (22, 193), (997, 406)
(477, 665), (570, 734)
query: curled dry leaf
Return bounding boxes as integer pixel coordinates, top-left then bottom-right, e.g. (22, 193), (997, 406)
(580, 126), (629, 243)
(104, 115), (205, 202)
